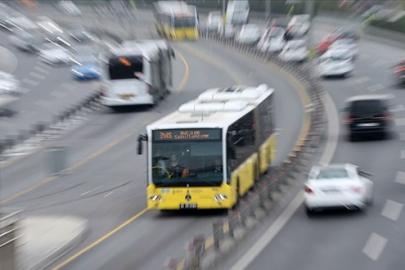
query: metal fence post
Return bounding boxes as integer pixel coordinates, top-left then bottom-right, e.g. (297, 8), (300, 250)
(212, 219), (223, 251)
(45, 146), (67, 176)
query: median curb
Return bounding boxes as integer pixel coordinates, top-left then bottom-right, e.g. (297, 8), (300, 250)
(16, 216), (90, 270)
(163, 30), (327, 270)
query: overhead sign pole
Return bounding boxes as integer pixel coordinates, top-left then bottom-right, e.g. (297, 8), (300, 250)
(265, 0), (271, 21)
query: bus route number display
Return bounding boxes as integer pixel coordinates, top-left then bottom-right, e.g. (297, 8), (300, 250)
(153, 129), (221, 141)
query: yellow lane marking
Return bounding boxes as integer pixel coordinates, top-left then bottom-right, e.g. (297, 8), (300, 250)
(175, 50), (189, 92)
(0, 49), (190, 206)
(52, 208), (149, 270)
(177, 43), (244, 85)
(53, 43), (244, 270)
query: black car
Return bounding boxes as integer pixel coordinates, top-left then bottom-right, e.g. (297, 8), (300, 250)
(393, 60), (405, 86)
(343, 95), (393, 141)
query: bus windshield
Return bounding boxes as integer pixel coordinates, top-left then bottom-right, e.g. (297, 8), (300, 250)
(151, 129), (224, 187)
(108, 56), (143, 80)
(173, 16), (196, 28)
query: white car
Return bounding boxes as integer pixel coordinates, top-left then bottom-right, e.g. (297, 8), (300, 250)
(207, 11), (222, 32)
(329, 38), (358, 59)
(318, 48), (354, 77)
(58, 0), (82, 16)
(304, 164), (373, 216)
(235, 24), (261, 45)
(287, 14), (310, 37)
(9, 30), (44, 52)
(278, 39), (309, 62)
(36, 16), (64, 35)
(38, 43), (73, 65)
(257, 27), (285, 53)
(0, 71), (20, 95)
(8, 16), (39, 31)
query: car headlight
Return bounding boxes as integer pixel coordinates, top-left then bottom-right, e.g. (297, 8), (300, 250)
(214, 194), (228, 201)
(148, 195), (163, 202)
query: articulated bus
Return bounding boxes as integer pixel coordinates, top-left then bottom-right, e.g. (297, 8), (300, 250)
(100, 40), (175, 111)
(137, 84), (275, 210)
(153, 1), (198, 41)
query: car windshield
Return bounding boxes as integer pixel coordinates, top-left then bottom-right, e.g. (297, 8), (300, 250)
(316, 168), (349, 179)
(350, 100), (385, 115)
(321, 53), (351, 62)
(151, 129), (224, 187)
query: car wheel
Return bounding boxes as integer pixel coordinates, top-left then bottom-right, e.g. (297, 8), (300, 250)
(349, 132), (357, 142)
(305, 206), (314, 217)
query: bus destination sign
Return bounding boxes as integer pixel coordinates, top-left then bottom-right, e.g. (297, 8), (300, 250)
(153, 129), (221, 141)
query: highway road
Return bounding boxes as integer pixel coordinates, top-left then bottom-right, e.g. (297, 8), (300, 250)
(0, 21), (100, 142)
(0, 8), (306, 270)
(211, 19), (405, 270)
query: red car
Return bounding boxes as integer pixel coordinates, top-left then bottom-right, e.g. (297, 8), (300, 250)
(317, 27), (360, 55)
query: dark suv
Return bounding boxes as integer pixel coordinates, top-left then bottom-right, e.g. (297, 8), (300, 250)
(343, 95), (393, 141)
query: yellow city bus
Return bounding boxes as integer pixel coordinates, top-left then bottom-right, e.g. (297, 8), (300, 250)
(137, 84), (275, 210)
(153, 1), (198, 41)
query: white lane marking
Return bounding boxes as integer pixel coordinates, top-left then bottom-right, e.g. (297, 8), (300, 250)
(355, 76), (370, 84)
(395, 118), (405, 126)
(386, 93), (395, 99)
(61, 83), (75, 90)
(81, 185), (103, 196)
(50, 90), (66, 98)
(0, 46), (18, 74)
(395, 171), (405, 185)
(381, 200), (403, 221)
(400, 132), (405, 140)
(34, 66), (50, 74)
(371, 59), (387, 68)
(104, 191), (113, 197)
(230, 193), (304, 270)
(390, 105), (405, 112)
(29, 72), (46, 80)
(35, 100), (52, 107)
(362, 233), (387, 261)
(230, 92), (339, 270)
(367, 84), (384, 92)
(22, 78), (39, 86)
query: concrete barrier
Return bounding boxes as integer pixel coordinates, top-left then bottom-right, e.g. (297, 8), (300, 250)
(0, 209), (23, 270)
(164, 31), (326, 270)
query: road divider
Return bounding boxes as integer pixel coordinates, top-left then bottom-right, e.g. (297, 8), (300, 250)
(164, 32), (327, 270)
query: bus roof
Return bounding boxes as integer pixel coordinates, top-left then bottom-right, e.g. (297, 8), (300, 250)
(154, 1), (196, 16)
(121, 39), (170, 50)
(109, 44), (160, 61)
(147, 85), (274, 131)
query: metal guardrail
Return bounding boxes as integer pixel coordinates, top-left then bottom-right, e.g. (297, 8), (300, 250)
(163, 31), (326, 270)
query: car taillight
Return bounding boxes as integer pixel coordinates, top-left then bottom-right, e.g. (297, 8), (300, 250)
(394, 67), (405, 73)
(350, 186), (362, 193)
(344, 115), (353, 123)
(100, 87), (107, 97)
(304, 185), (313, 194)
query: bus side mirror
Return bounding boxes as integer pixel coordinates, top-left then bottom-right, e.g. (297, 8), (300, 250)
(171, 48), (176, 58)
(137, 134), (148, 155)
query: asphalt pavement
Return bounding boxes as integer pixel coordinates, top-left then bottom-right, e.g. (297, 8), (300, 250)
(0, 11), (305, 270)
(218, 19), (405, 270)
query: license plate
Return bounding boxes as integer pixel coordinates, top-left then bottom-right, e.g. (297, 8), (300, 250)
(119, 94), (135, 99)
(358, 123), (378, 127)
(179, 204), (197, 209)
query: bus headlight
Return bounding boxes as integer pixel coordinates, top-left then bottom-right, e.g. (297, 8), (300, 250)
(214, 194), (228, 201)
(148, 195), (163, 202)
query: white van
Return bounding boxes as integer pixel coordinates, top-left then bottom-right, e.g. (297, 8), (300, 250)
(226, 0), (249, 26)
(100, 40), (175, 111)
